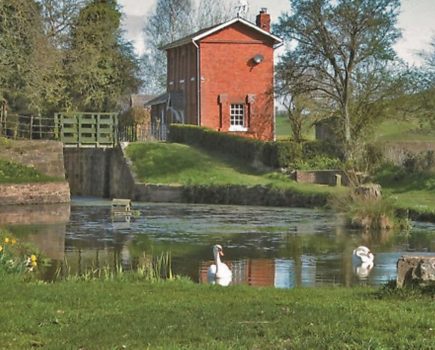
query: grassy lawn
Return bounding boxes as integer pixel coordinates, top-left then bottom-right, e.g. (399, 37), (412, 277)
(0, 159), (60, 184)
(374, 118), (435, 142)
(275, 114), (315, 141)
(1, 273), (433, 349)
(126, 142), (343, 195)
(375, 165), (435, 214)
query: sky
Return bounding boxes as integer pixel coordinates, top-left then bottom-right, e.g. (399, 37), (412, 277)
(118, 0), (435, 66)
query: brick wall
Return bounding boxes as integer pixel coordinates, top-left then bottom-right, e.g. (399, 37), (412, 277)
(0, 182), (70, 205)
(199, 23), (275, 141)
(0, 140), (66, 178)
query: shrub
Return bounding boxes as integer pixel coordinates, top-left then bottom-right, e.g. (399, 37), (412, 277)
(403, 150), (435, 174)
(0, 230), (46, 275)
(291, 155), (343, 170)
(169, 125), (344, 170)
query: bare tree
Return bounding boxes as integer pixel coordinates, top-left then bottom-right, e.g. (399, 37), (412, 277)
(275, 0), (401, 159)
(38, 0), (85, 47)
(141, 0), (194, 94)
(196, 0), (239, 28)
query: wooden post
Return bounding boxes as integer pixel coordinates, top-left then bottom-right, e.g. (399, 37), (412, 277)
(38, 114), (42, 139)
(29, 115), (34, 140)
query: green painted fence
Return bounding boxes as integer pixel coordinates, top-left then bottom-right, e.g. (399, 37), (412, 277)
(54, 112), (118, 147)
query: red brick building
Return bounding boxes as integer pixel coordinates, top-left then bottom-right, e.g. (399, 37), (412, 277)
(148, 9), (282, 141)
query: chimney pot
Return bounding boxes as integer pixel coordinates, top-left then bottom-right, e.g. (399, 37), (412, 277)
(256, 8), (271, 32)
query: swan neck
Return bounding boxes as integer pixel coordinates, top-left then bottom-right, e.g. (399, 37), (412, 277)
(214, 251), (222, 272)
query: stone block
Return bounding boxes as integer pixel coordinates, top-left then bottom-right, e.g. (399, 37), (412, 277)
(396, 256), (435, 288)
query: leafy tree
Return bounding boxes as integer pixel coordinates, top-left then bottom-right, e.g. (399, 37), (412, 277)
(0, 0), (63, 114)
(274, 0), (402, 160)
(65, 0), (141, 111)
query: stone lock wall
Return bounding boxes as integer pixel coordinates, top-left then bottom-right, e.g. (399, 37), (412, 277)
(0, 182), (70, 206)
(0, 140), (66, 178)
(0, 140), (70, 206)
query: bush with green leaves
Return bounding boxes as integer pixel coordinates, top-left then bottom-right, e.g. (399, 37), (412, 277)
(403, 150), (435, 174)
(0, 231), (46, 275)
(169, 125), (342, 169)
(0, 159), (59, 183)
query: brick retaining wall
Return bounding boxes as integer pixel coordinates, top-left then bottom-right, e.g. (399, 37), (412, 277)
(0, 140), (66, 178)
(0, 182), (70, 206)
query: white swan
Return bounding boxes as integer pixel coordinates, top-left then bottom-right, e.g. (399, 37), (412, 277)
(352, 246), (375, 265)
(207, 244), (232, 286)
(352, 246), (374, 279)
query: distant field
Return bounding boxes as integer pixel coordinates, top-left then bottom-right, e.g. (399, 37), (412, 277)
(275, 114), (315, 141)
(276, 113), (435, 143)
(373, 118), (435, 142)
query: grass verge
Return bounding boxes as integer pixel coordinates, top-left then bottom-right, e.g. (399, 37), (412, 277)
(0, 159), (61, 184)
(1, 274), (433, 349)
(375, 164), (435, 215)
(126, 142), (344, 196)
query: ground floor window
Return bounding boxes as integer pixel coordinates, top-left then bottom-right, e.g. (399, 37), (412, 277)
(229, 104), (247, 131)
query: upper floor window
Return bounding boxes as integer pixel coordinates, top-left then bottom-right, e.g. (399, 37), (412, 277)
(229, 104), (247, 131)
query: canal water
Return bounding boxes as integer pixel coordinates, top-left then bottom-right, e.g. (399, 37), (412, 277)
(1, 197), (434, 288)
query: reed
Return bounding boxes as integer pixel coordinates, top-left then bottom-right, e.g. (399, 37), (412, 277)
(54, 251), (174, 282)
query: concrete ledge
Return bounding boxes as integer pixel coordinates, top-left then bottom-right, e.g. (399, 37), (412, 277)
(397, 256), (435, 288)
(0, 182), (71, 206)
(0, 203), (70, 225)
(134, 184), (184, 202)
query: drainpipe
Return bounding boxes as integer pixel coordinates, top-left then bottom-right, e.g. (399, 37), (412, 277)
(192, 39), (201, 126)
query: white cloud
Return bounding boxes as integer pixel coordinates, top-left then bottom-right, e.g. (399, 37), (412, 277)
(119, 0), (435, 64)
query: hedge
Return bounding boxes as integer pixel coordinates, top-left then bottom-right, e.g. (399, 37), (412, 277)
(168, 124), (340, 168)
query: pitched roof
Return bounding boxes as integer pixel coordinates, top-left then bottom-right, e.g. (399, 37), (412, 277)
(160, 17), (282, 50)
(130, 94), (157, 107)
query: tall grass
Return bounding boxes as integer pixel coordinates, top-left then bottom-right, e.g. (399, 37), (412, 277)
(53, 252), (174, 282)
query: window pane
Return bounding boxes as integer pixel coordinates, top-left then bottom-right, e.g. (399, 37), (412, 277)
(230, 104), (244, 127)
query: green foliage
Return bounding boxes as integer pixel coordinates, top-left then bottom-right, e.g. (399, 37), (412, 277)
(169, 124), (265, 164)
(169, 125), (342, 170)
(64, 1), (141, 111)
(274, 0), (403, 159)
(55, 252), (174, 282)
(0, 230), (47, 275)
(291, 155), (342, 170)
(0, 159), (59, 183)
(330, 190), (403, 231)
(403, 150), (435, 174)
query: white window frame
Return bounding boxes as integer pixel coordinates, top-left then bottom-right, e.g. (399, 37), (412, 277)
(229, 104), (247, 132)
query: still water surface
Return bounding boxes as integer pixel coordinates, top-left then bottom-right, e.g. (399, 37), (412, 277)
(2, 197), (434, 288)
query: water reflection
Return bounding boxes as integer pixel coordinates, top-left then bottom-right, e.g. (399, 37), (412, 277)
(1, 198), (434, 287)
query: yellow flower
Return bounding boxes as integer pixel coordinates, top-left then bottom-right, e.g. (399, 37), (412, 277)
(0, 245), (3, 252)
(31, 254), (37, 262)
(4, 237), (9, 244)
(11, 239), (16, 245)
(31, 261), (37, 267)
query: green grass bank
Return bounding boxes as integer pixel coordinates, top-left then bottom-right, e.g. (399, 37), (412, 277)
(126, 142), (342, 196)
(0, 159), (60, 184)
(1, 274), (434, 349)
